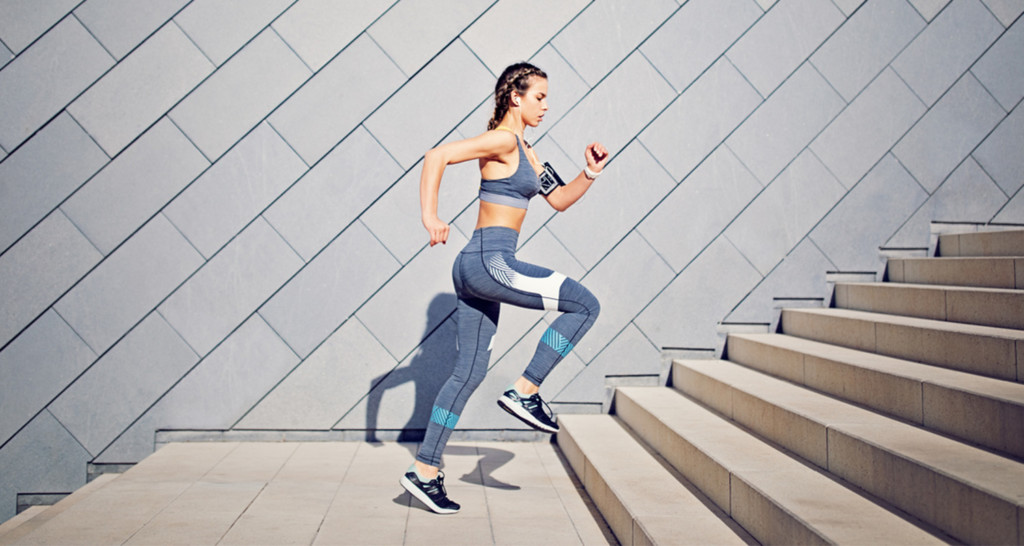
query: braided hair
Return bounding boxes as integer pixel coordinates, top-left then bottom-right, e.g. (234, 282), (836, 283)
(488, 62), (548, 131)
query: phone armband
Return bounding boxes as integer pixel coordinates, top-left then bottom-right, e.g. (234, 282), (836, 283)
(538, 162), (565, 195)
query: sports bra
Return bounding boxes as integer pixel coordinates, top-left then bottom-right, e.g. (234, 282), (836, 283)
(479, 127), (540, 209)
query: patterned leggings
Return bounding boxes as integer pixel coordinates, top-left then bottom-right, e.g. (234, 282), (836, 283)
(416, 226), (600, 467)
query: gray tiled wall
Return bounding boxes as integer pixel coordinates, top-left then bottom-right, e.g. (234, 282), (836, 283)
(1, 0), (1022, 521)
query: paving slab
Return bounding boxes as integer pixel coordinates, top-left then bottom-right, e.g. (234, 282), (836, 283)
(0, 441), (610, 545)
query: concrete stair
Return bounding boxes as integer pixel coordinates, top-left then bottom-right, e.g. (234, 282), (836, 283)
(557, 228), (1024, 545)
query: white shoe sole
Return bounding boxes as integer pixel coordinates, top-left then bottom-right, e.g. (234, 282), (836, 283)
(400, 475), (459, 514)
(497, 396), (558, 433)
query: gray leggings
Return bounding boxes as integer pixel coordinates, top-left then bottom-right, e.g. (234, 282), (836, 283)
(416, 226), (600, 467)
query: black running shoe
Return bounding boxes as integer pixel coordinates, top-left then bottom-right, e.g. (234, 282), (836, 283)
(497, 389), (559, 433)
(400, 471), (460, 514)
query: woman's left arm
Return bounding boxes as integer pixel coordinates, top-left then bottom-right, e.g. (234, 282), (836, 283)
(543, 142), (609, 212)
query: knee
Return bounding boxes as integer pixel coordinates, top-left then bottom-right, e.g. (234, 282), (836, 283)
(563, 282), (600, 320)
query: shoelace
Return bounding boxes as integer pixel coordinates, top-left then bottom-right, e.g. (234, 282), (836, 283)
(522, 393), (555, 421)
(424, 471), (447, 498)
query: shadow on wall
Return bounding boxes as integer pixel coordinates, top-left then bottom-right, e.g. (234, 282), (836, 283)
(365, 293), (457, 442)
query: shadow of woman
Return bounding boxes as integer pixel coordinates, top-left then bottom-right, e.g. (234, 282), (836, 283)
(365, 293), (521, 494)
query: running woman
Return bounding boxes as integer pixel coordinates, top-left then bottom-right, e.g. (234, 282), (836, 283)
(400, 62), (608, 514)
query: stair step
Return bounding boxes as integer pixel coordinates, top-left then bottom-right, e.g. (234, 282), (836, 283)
(781, 307), (1023, 382)
(727, 333), (1024, 458)
(835, 282), (1024, 330)
(556, 414), (749, 545)
(888, 256), (1023, 289)
(614, 386), (945, 545)
(939, 229), (1024, 257)
(0, 473), (119, 544)
(672, 359), (1024, 545)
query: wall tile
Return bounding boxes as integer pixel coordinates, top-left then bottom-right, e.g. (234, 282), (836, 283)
(0, 113), (108, 254)
(158, 218), (303, 356)
(981, 0), (1024, 26)
(640, 0), (763, 93)
(811, 0), (926, 102)
(0, 212), (102, 349)
(61, 118), (209, 255)
(639, 58), (763, 182)
(264, 127), (403, 261)
(272, 0), (390, 71)
(0, 311), (96, 448)
(55, 214), (204, 354)
(174, 0), (293, 66)
(0, 0), (79, 53)
(639, 147), (763, 273)
(726, 63), (846, 185)
(546, 142), (676, 270)
(49, 313), (198, 456)
(237, 318), (396, 430)
(462, 0), (590, 75)
(726, 0), (845, 97)
(0, 411), (90, 522)
(269, 35), (405, 165)
(356, 229), (467, 361)
(549, 53), (677, 171)
(164, 122), (307, 259)
(907, 0), (951, 21)
(811, 68), (926, 188)
(74, 0), (189, 60)
(369, 0), (493, 77)
(0, 42), (10, 70)
(893, 73), (1006, 193)
(68, 24), (213, 156)
(553, 323), (661, 404)
(635, 237), (762, 350)
(888, 157), (1009, 246)
(96, 316), (298, 463)
(726, 150), (847, 275)
(364, 41), (493, 170)
(971, 15), (1024, 111)
(973, 104), (1024, 196)
(169, 29), (311, 161)
(727, 239), (833, 323)
(361, 135), (478, 266)
(572, 232), (674, 363)
(892, 0), (1003, 105)
(0, 17), (113, 151)
(993, 186), (1024, 223)
(810, 154), (929, 271)
(260, 222), (401, 359)
(550, 0), (677, 86)
(834, 0), (868, 15)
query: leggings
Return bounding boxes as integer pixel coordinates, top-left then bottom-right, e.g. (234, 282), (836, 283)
(416, 226), (600, 467)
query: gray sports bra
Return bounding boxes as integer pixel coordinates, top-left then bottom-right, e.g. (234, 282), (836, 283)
(479, 129), (540, 209)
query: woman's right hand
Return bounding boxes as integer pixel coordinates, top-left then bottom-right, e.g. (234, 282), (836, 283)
(423, 215), (450, 247)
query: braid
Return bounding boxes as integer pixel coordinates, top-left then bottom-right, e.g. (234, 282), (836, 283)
(488, 62), (547, 130)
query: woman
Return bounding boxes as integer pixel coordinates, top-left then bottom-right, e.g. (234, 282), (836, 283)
(401, 62), (607, 514)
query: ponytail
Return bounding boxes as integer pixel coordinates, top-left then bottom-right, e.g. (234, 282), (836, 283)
(488, 62), (547, 130)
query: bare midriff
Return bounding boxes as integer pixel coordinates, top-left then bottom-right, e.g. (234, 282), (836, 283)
(475, 200), (528, 232)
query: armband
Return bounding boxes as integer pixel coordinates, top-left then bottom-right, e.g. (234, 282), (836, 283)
(538, 162), (565, 195)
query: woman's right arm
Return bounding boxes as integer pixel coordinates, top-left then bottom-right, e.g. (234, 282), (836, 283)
(420, 131), (516, 246)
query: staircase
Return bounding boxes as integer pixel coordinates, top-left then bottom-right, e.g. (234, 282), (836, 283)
(557, 228), (1024, 545)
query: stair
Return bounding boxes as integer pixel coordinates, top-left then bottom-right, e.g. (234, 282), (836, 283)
(557, 228), (1024, 545)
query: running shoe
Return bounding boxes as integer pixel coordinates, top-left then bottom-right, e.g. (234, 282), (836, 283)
(400, 470), (460, 514)
(497, 388), (559, 433)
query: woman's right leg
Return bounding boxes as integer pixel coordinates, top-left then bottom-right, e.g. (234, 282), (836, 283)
(415, 295), (499, 469)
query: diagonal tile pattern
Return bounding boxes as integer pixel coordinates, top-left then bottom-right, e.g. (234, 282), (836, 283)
(0, 0), (1022, 522)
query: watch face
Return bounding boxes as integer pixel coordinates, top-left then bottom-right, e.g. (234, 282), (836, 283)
(538, 163), (564, 195)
